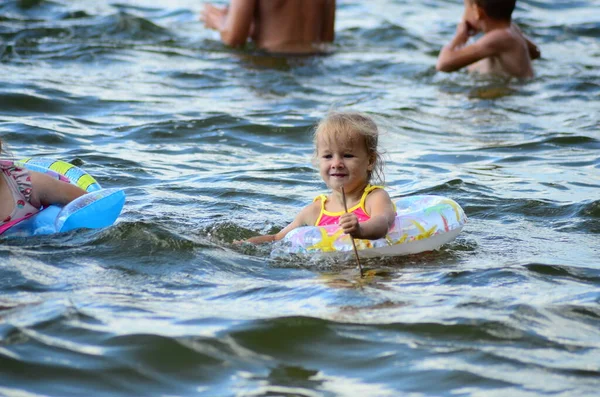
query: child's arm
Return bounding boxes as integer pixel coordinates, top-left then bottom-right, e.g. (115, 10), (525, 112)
(200, 0), (256, 48)
(244, 202), (319, 244)
(436, 22), (514, 72)
(29, 171), (86, 208)
(525, 37), (540, 60)
(511, 23), (540, 60)
(339, 189), (396, 240)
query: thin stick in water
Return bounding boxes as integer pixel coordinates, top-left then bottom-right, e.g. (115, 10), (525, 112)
(341, 186), (363, 278)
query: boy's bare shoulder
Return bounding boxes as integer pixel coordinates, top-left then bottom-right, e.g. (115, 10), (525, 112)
(479, 28), (521, 52)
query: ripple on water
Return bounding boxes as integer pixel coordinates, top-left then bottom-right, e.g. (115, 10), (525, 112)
(0, 0), (599, 396)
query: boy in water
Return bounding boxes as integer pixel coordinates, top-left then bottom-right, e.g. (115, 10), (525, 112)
(201, 0), (335, 54)
(436, 0), (540, 78)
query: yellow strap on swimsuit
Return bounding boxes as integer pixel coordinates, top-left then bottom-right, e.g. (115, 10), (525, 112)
(313, 185), (385, 226)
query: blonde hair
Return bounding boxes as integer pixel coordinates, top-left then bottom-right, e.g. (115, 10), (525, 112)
(313, 111), (385, 185)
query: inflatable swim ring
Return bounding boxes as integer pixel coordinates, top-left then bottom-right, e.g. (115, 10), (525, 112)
(271, 195), (467, 259)
(0, 158), (125, 237)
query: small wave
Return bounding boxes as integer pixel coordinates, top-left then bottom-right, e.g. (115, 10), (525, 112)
(568, 21), (600, 37)
(553, 304), (600, 324)
(524, 263), (600, 283)
(337, 22), (426, 51)
(0, 221), (209, 260)
(74, 12), (171, 42)
(441, 267), (528, 287)
(0, 92), (66, 114)
(480, 134), (599, 154)
(579, 199), (600, 219)
(540, 21), (600, 39)
(0, 9), (175, 63)
(90, 221), (208, 254)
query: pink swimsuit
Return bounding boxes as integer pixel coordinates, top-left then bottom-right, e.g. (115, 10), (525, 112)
(314, 185), (386, 226)
(0, 160), (39, 227)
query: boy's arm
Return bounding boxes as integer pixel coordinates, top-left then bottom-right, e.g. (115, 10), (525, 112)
(525, 36), (540, 60)
(339, 189), (396, 240)
(436, 23), (514, 72)
(511, 23), (540, 60)
(29, 171), (86, 208)
(201, 0), (257, 48)
(321, 0), (336, 42)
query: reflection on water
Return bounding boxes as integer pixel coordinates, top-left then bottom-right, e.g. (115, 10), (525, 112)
(0, 0), (599, 396)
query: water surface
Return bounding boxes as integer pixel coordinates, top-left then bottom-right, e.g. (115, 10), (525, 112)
(0, 0), (599, 396)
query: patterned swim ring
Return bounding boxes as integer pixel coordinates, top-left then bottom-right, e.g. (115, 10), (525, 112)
(16, 157), (102, 192)
(271, 195), (467, 258)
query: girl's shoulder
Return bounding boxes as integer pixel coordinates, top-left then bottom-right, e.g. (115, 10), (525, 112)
(298, 199), (322, 226)
(0, 160), (34, 202)
(312, 193), (328, 203)
(366, 186), (390, 195)
(0, 159), (16, 171)
(364, 186), (393, 208)
(306, 198), (323, 213)
(363, 185), (390, 201)
(0, 160), (30, 177)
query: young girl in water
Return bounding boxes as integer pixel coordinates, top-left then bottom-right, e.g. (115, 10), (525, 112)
(0, 138), (86, 229)
(245, 112), (396, 244)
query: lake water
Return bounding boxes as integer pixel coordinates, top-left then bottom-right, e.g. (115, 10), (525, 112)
(0, 0), (599, 396)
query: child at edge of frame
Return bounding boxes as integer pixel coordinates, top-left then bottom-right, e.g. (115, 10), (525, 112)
(0, 138), (85, 229)
(436, 0), (540, 78)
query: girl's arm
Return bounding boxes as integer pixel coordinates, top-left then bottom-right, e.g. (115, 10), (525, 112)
(244, 201), (319, 244)
(29, 171), (86, 208)
(339, 189), (396, 240)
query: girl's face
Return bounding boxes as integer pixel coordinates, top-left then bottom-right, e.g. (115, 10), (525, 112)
(317, 130), (374, 194)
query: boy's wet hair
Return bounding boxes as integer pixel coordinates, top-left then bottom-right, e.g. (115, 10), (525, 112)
(313, 111), (385, 185)
(471, 0), (516, 21)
